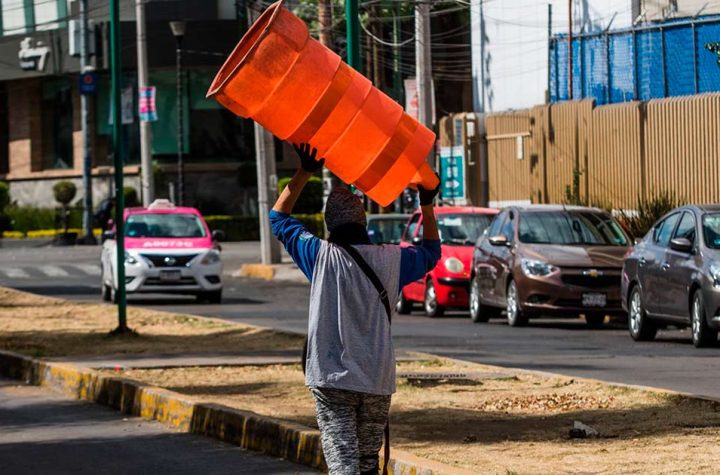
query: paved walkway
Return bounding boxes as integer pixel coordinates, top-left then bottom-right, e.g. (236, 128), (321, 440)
(0, 377), (317, 474)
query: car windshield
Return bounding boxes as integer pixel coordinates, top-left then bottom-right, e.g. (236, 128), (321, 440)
(518, 211), (628, 246)
(437, 214), (493, 246)
(703, 213), (720, 249)
(125, 213), (207, 238)
(368, 217), (408, 244)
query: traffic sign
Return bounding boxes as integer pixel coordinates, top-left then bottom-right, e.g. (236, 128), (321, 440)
(79, 72), (97, 95)
(440, 146), (466, 203)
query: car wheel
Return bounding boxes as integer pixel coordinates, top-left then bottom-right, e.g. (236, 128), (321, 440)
(691, 290), (717, 348)
(197, 290), (223, 304)
(628, 286), (656, 341)
(469, 276), (498, 323)
(396, 291), (413, 315)
(506, 280), (528, 327)
(585, 314), (606, 329)
(424, 279), (445, 318)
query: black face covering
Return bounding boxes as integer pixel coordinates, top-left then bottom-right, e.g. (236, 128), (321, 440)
(327, 223), (371, 246)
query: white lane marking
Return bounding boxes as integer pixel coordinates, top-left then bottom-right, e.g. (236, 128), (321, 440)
(74, 264), (101, 276)
(2, 267), (30, 279)
(39, 266), (70, 277)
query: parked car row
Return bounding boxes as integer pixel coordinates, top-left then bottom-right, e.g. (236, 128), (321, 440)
(392, 202), (720, 348)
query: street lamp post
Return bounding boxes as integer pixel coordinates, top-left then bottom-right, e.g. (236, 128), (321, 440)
(169, 21), (186, 206)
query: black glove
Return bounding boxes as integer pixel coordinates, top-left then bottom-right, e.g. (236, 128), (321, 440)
(294, 143), (325, 173)
(417, 176), (440, 206)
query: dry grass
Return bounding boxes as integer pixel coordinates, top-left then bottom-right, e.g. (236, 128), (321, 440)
(0, 287), (302, 357)
(116, 359), (720, 474)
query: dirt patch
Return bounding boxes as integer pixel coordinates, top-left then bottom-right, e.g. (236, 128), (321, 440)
(0, 287), (302, 357)
(114, 358), (720, 474)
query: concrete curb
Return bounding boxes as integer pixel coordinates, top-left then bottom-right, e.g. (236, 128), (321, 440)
(0, 350), (473, 475)
(237, 263), (276, 280)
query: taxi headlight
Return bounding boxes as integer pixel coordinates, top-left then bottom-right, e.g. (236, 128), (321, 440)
(200, 250), (221, 265)
(124, 252), (138, 265)
(444, 257), (465, 274)
(521, 258), (558, 277)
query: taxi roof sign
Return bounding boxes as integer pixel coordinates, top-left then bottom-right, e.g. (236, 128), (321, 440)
(147, 199), (176, 210)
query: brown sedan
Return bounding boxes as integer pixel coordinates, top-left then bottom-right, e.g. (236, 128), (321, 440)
(469, 205), (631, 328)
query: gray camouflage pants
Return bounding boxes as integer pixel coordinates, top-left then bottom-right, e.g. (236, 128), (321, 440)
(310, 387), (391, 475)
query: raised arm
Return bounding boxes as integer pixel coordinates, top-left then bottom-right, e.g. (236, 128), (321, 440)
(273, 144), (325, 214)
(398, 181), (442, 288)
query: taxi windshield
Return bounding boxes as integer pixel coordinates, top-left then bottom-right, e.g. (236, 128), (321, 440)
(125, 213), (207, 238)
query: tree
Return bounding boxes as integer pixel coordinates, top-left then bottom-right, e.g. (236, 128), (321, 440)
(53, 181), (77, 234)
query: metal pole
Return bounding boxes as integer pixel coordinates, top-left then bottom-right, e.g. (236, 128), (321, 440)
(346, 0), (360, 70)
(250, 1), (280, 264)
(547, 3), (552, 103)
(110, 0), (128, 333)
(176, 36), (184, 206)
(136, 0), (154, 206)
(79, 0), (95, 244)
(392, 2), (401, 102)
(416, 0), (433, 165)
(568, 0), (573, 100)
(318, 0), (339, 206)
(479, 0), (485, 112)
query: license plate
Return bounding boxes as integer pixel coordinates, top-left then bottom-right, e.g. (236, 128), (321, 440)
(159, 270), (182, 282)
(582, 293), (607, 307)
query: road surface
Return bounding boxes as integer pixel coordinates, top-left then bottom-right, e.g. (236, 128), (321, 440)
(2, 242), (720, 398)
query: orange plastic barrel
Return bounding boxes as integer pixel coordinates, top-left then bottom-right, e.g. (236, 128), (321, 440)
(206, 0), (438, 207)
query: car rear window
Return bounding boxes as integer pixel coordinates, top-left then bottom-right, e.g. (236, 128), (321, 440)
(703, 214), (720, 249)
(126, 213), (207, 238)
(437, 214), (493, 246)
(518, 211), (628, 246)
(368, 218), (408, 244)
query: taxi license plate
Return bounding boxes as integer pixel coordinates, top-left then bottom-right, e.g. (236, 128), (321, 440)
(582, 293), (607, 307)
(159, 270), (182, 283)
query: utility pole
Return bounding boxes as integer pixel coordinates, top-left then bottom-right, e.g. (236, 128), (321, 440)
(392, 1), (402, 103)
(250, 1), (280, 265)
(415, 0), (433, 165)
(109, 0), (128, 334)
(568, 0), (573, 100)
(136, 0), (154, 206)
(479, 0), (485, 112)
(318, 0), (339, 206)
(79, 0), (95, 244)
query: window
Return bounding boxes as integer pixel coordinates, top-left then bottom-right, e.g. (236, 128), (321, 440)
(404, 214), (421, 241)
(1, 0), (28, 35)
(500, 212), (515, 242)
(486, 212), (506, 238)
(436, 213), (493, 246)
(518, 211), (628, 246)
(654, 213), (680, 248)
(673, 212), (696, 244)
(41, 78), (73, 170)
(703, 214), (720, 249)
(125, 213), (207, 238)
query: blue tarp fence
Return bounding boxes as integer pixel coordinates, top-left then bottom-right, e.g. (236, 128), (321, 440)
(550, 15), (720, 104)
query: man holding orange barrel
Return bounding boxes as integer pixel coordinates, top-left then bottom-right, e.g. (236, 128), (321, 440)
(270, 144), (441, 474)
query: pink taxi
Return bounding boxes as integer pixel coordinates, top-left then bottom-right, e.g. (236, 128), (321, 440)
(100, 200), (223, 303)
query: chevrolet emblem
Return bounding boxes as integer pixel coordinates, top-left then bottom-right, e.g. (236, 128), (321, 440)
(583, 269), (602, 278)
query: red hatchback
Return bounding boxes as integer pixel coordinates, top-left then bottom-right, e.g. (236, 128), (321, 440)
(397, 206), (498, 317)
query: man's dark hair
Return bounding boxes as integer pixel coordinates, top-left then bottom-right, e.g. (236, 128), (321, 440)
(327, 223), (371, 246)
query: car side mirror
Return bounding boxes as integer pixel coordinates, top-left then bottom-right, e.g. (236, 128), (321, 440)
(101, 230), (116, 243)
(212, 229), (225, 242)
(489, 235), (509, 247)
(411, 236), (422, 245)
(670, 237), (693, 253)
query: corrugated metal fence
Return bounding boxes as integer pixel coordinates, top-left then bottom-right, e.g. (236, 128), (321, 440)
(484, 93), (720, 209)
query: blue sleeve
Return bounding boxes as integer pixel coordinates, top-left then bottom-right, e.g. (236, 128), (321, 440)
(399, 240), (442, 288)
(269, 210), (321, 281)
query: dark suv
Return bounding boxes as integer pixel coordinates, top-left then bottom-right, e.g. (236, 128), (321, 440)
(470, 205), (631, 327)
(622, 205), (720, 347)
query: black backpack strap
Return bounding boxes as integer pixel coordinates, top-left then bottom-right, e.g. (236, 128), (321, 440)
(338, 243), (392, 323)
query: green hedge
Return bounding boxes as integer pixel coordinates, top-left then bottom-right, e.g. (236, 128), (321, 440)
(205, 213), (324, 241)
(5, 206), (84, 234)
